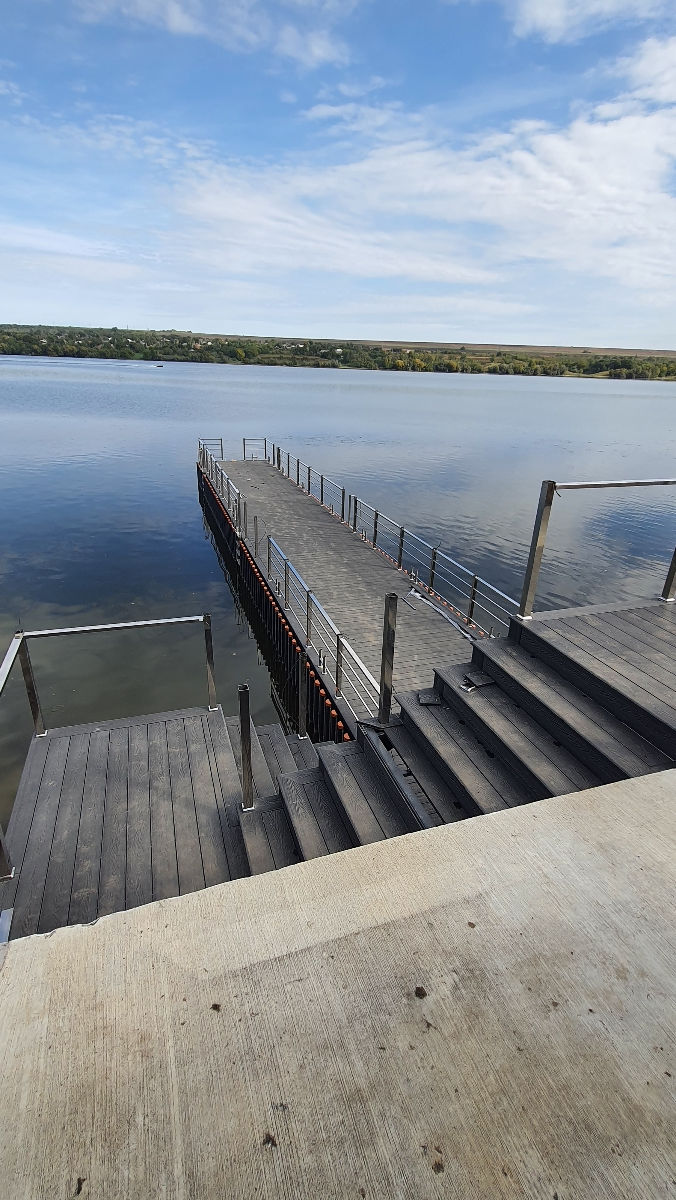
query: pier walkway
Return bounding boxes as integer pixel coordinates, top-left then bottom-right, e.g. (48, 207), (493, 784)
(219, 456), (492, 719)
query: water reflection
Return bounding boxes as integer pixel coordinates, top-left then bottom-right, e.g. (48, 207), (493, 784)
(1, 356), (674, 821)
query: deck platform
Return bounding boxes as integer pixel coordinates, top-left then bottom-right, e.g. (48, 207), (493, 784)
(221, 458), (473, 700)
(0, 769), (674, 1199)
(0, 705), (249, 940)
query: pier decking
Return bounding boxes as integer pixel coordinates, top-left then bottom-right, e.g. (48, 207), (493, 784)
(0, 705), (250, 939)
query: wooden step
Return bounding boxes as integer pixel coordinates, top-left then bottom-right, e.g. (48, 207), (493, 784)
(359, 727), (434, 831)
(435, 663), (602, 799)
(279, 768), (354, 860)
(396, 691), (531, 814)
(512, 621), (676, 759)
(385, 724), (467, 824)
(317, 744), (410, 845)
(239, 801), (301, 875)
(225, 715), (277, 801)
(257, 723), (298, 785)
(472, 639), (672, 782)
(285, 733), (319, 771)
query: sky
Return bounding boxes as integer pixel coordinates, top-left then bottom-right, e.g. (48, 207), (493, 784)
(1, 1), (675, 347)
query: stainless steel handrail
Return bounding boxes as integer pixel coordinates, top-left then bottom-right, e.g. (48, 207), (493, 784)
(519, 478), (676, 619)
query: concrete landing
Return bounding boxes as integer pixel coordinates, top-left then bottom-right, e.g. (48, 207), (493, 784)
(0, 771), (674, 1199)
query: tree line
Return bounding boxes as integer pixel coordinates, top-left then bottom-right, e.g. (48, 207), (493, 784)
(1, 325), (674, 381)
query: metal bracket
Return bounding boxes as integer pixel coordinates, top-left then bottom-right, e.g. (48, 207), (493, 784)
(460, 671), (495, 693)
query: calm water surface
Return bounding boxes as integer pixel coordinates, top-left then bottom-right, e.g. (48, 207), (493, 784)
(1, 356), (674, 821)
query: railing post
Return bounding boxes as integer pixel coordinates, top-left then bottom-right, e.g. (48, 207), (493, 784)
(298, 649), (308, 736)
(378, 593), (398, 725)
(203, 614), (218, 709)
(429, 547), (438, 590)
(227, 478), (231, 510)
(397, 527), (405, 570)
(336, 633), (343, 695)
(320, 475), (324, 505)
(219, 438), (223, 459)
(307, 464), (311, 493)
(18, 638), (45, 735)
(238, 684), (254, 811)
(242, 437), (246, 460)
(467, 575), (478, 621)
(296, 458), (300, 486)
(267, 537), (272, 577)
(284, 560), (290, 607)
(661, 548), (676, 601)
(264, 437), (267, 461)
(341, 488), (346, 521)
(352, 498), (358, 532)
(519, 480), (557, 619)
(287, 451), (290, 477)
(277, 447), (281, 471)
(306, 591), (313, 645)
(236, 494), (242, 535)
(254, 515), (259, 557)
(373, 511), (379, 546)
(243, 500), (248, 537)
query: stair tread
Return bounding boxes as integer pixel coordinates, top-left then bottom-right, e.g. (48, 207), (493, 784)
(317, 744), (408, 843)
(385, 725), (466, 824)
(526, 622), (676, 734)
(226, 715), (277, 801)
(397, 692), (528, 814)
(257, 723), (298, 784)
(486, 639), (671, 775)
(239, 803), (300, 875)
(285, 734), (319, 771)
(436, 663), (602, 796)
(280, 768), (353, 859)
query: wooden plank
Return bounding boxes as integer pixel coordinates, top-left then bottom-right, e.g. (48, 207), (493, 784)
(10, 736), (71, 939)
(37, 732), (90, 934)
(239, 808), (276, 875)
(386, 724), (466, 823)
(257, 723), (298, 784)
(125, 724), (152, 912)
(280, 772), (330, 859)
(0, 734), (51, 911)
(563, 614), (676, 693)
(262, 805), (299, 868)
(147, 720), (179, 902)
(184, 715), (231, 887)
(345, 754), (409, 838)
(68, 729), (110, 925)
(44, 706), (211, 739)
(166, 718), (205, 896)
(97, 727), (129, 917)
(603, 608), (676, 652)
(318, 746), (388, 845)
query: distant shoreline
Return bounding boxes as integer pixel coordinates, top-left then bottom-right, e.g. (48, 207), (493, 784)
(2, 325), (675, 381)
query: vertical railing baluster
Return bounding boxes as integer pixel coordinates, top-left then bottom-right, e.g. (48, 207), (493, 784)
(336, 634), (343, 695)
(203, 614), (217, 709)
(378, 593), (398, 725)
(661, 547), (676, 601)
(397, 527), (405, 570)
(429, 547), (438, 590)
(467, 575), (478, 621)
(239, 684), (254, 811)
(18, 638), (45, 736)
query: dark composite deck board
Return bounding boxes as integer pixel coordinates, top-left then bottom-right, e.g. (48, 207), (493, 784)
(561, 614), (676, 695)
(603, 609), (675, 652)
(262, 805), (299, 867)
(97, 726), (130, 917)
(204, 708), (250, 880)
(147, 720), (179, 902)
(166, 718), (205, 896)
(0, 733), (50, 911)
(184, 715), (231, 886)
(258, 724), (298, 784)
(280, 773), (329, 859)
(318, 746), (388, 845)
(385, 725), (465, 824)
(37, 732), (90, 934)
(68, 729), (110, 925)
(533, 622), (676, 727)
(125, 724), (152, 912)
(11, 736), (71, 940)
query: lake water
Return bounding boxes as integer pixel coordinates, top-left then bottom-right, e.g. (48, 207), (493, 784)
(1, 355), (674, 822)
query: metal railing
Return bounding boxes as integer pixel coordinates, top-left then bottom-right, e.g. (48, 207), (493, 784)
(242, 437), (267, 461)
(519, 478), (676, 619)
(199, 444), (380, 721)
(0, 613), (217, 879)
(262, 440), (518, 636)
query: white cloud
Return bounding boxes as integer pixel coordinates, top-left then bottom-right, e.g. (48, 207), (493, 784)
(0, 80), (25, 104)
(445, 0), (669, 43)
(75, 0), (355, 65)
(618, 35), (676, 104)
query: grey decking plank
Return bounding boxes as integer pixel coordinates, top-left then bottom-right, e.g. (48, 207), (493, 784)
(303, 771), (354, 853)
(147, 721), (179, 902)
(0, 734), (51, 911)
(386, 725), (465, 824)
(286, 734), (319, 771)
(262, 805), (300, 868)
(43, 706), (212, 739)
(125, 724), (152, 912)
(97, 726), (129, 917)
(68, 729), (110, 925)
(317, 745), (388, 844)
(225, 715), (277, 801)
(345, 754), (409, 838)
(166, 718), (205, 896)
(604, 608), (676, 652)
(10, 736), (71, 939)
(258, 723), (298, 784)
(280, 772), (330, 859)
(37, 732), (90, 934)
(563, 614), (676, 693)
(239, 808), (276, 874)
(184, 715), (231, 887)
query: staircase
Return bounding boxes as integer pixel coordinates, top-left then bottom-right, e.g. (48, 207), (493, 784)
(230, 612), (674, 878)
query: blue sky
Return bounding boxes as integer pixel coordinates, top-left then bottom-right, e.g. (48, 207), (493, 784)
(1, 1), (676, 346)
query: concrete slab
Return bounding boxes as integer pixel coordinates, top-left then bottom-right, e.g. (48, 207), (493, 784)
(0, 771), (675, 1199)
